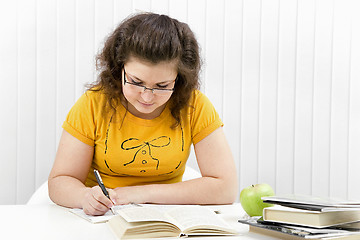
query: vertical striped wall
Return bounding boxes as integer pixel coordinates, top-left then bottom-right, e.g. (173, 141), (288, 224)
(0, 0), (359, 204)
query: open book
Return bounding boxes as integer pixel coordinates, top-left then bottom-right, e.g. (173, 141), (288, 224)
(107, 205), (237, 239)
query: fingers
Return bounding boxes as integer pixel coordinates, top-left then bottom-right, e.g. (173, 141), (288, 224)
(82, 186), (116, 216)
(93, 186), (115, 208)
(108, 188), (117, 205)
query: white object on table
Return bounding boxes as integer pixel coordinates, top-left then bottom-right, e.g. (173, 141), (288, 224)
(0, 203), (279, 240)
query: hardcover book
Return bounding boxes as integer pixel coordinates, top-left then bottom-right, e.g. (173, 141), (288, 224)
(107, 205), (238, 239)
(263, 205), (360, 228)
(238, 217), (360, 239)
(262, 195), (360, 209)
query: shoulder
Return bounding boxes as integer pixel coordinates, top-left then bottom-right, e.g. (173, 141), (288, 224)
(83, 89), (106, 102)
(67, 89), (112, 122)
(192, 89), (205, 99)
(188, 90), (215, 110)
(184, 89), (220, 122)
(76, 89), (108, 109)
(184, 90), (223, 144)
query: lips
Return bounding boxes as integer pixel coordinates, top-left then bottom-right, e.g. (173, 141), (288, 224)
(138, 101), (154, 107)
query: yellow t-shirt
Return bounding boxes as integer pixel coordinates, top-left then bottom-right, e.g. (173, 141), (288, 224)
(62, 90), (223, 188)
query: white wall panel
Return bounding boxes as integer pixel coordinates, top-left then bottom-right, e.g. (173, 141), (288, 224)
(75, 0), (95, 99)
(312, 0), (333, 199)
(95, 0), (114, 57)
(150, 0), (169, 15)
(57, 0), (76, 147)
(1, 0), (360, 204)
(114, 0), (132, 24)
(240, 0), (261, 189)
(36, 0), (57, 190)
(329, 0), (352, 199)
(275, 0), (297, 195)
(17, 0), (37, 204)
(169, 0), (188, 24)
(187, 0), (206, 92)
(0, 0), (17, 204)
(258, 0), (279, 188)
(223, 0), (243, 196)
(348, 0), (360, 201)
(293, 0), (315, 195)
(133, 0), (151, 12)
(204, 0), (225, 117)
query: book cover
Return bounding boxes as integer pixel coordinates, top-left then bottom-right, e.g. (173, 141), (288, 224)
(262, 194), (360, 209)
(334, 221), (360, 230)
(263, 205), (360, 228)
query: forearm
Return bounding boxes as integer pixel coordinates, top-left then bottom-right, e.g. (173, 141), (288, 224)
(48, 176), (89, 208)
(115, 176), (238, 205)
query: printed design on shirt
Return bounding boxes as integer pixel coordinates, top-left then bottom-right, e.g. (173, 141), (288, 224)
(121, 136), (171, 172)
(158, 161), (182, 176)
(102, 115), (184, 176)
(180, 123), (184, 151)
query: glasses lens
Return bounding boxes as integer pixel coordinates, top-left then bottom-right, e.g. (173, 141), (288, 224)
(124, 82), (140, 91)
(152, 89), (173, 96)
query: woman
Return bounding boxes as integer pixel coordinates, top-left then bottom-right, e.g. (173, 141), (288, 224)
(48, 12), (237, 216)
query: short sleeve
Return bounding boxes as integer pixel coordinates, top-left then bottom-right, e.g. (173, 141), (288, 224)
(62, 92), (96, 146)
(190, 91), (224, 145)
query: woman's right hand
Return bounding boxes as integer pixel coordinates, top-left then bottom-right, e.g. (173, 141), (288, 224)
(81, 186), (117, 216)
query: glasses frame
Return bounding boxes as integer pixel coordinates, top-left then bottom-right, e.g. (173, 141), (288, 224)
(123, 67), (176, 95)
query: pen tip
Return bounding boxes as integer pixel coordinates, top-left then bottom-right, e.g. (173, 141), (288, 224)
(111, 207), (116, 215)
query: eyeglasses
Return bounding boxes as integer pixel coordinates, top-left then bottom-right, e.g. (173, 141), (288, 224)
(123, 68), (176, 96)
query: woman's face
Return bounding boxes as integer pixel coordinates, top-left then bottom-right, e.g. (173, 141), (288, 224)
(122, 56), (178, 119)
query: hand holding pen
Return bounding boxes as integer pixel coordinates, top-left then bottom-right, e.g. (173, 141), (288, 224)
(94, 169), (116, 215)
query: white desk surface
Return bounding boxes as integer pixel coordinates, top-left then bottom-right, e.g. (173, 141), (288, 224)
(0, 203), (279, 239)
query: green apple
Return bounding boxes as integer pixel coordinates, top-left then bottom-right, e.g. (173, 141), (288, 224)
(240, 183), (275, 217)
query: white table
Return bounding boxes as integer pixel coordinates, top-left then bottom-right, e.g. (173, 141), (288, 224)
(0, 203), (278, 239)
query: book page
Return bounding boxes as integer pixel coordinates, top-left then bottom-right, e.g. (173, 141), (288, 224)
(69, 204), (197, 224)
(140, 204), (196, 213)
(118, 206), (176, 225)
(165, 206), (234, 232)
(69, 204), (134, 223)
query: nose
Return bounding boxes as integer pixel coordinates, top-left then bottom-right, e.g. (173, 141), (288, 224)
(141, 89), (154, 102)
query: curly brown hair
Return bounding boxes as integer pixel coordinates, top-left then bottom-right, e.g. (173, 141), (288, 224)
(89, 12), (201, 128)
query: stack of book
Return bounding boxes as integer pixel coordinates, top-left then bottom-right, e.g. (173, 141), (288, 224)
(239, 194), (360, 239)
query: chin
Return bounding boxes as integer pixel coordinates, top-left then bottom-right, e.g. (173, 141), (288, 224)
(136, 104), (156, 112)
(133, 105), (156, 115)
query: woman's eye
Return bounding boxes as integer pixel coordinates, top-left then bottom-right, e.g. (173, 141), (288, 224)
(130, 78), (142, 85)
(157, 84), (169, 89)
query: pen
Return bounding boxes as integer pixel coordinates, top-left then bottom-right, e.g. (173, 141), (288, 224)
(94, 169), (116, 215)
